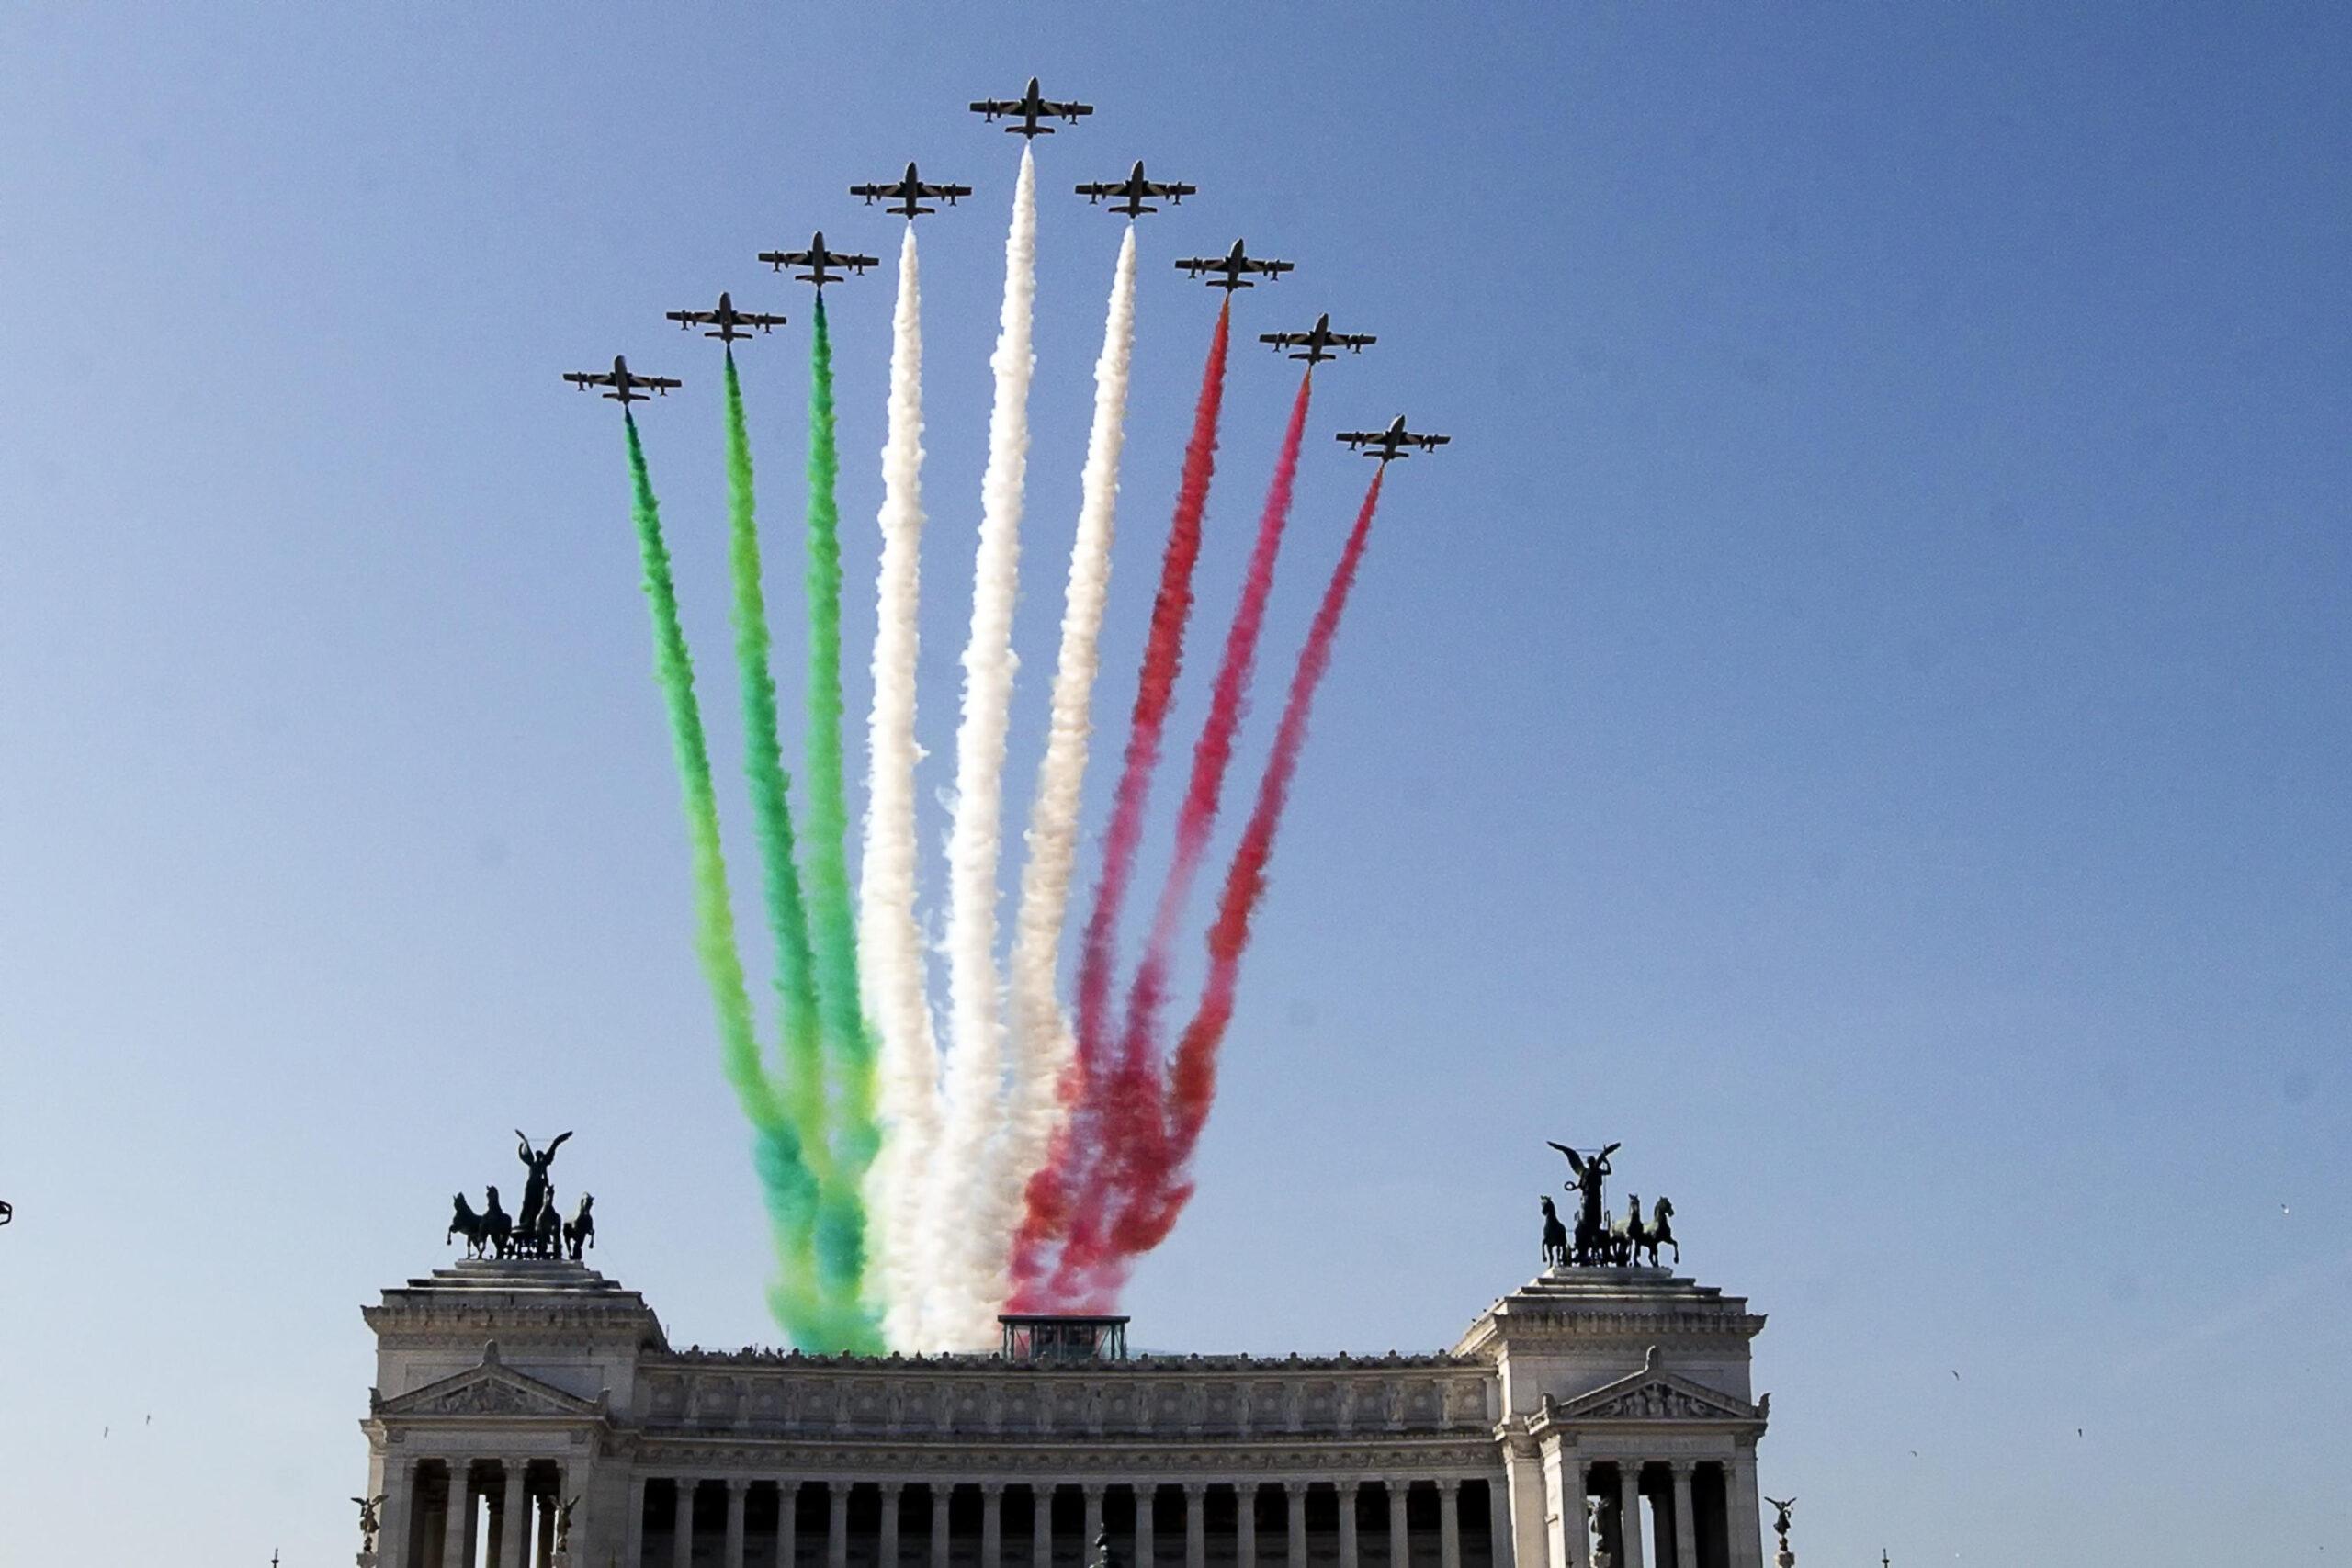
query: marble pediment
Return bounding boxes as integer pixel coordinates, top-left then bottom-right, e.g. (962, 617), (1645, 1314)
(378, 1343), (605, 1421)
(1542, 1355), (1759, 1426)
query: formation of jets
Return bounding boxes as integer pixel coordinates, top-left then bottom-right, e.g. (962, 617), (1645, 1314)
(758, 231), (878, 291)
(566, 77), (1449, 462)
(1076, 160), (1196, 218)
(664, 291), (788, 343)
(563, 356), (681, 404)
(851, 163), (973, 220)
(1177, 238), (1295, 292)
(1261, 314), (1376, 365)
(1337, 416), (1450, 463)
(970, 77), (1092, 139)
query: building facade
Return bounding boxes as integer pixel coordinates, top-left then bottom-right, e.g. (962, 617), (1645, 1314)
(358, 1260), (1771, 1568)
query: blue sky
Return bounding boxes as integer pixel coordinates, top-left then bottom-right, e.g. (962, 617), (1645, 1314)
(1, 5), (2346, 1563)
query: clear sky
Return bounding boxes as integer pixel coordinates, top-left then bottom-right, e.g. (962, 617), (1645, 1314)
(1, 5), (2346, 1564)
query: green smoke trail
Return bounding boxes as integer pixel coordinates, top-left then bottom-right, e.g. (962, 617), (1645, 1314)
(797, 299), (884, 1339)
(723, 352), (882, 1353)
(622, 412), (824, 1340)
(721, 350), (828, 1166)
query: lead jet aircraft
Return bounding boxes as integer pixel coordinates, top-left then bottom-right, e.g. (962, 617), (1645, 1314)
(1336, 415), (1450, 463)
(758, 231), (879, 291)
(1261, 313), (1375, 364)
(851, 163), (972, 220)
(1175, 238), (1295, 292)
(1075, 160), (1196, 218)
(970, 77), (1092, 138)
(664, 291), (788, 343)
(562, 356), (681, 405)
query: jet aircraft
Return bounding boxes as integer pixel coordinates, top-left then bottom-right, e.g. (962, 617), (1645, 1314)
(1075, 160), (1196, 218)
(1174, 239), (1295, 292)
(970, 77), (1092, 138)
(851, 164), (972, 219)
(562, 356), (682, 405)
(664, 292), (788, 343)
(758, 231), (879, 291)
(1336, 415), (1450, 463)
(1260, 313), (1375, 364)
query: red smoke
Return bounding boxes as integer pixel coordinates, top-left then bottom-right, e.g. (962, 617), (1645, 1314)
(1012, 301), (1232, 1303)
(1107, 466), (1387, 1274)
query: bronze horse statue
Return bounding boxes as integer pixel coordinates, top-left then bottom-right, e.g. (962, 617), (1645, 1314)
(1540, 1195), (1570, 1268)
(1644, 1195), (1679, 1266)
(563, 1193), (596, 1262)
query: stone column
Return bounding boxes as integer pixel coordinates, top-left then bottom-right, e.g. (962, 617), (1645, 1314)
(675, 1481), (697, 1568)
(1437, 1483), (1462, 1568)
(1083, 1483), (1106, 1561)
(1487, 1475), (1515, 1568)
(536, 1488), (556, 1568)
(1134, 1485), (1157, 1568)
(829, 1484), (851, 1568)
(1613, 1469), (1645, 1568)
(379, 1455), (415, 1568)
(1285, 1484), (1308, 1568)
(499, 1464), (529, 1568)
(625, 1474), (649, 1568)
(1237, 1484), (1258, 1568)
(880, 1483), (905, 1568)
(1336, 1482), (1361, 1568)
(726, 1478), (751, 1568)
(778, 1483), (800, 1568)
(1183, 1483), (1207, 1568)
(443, 1464), (477, 1568)
(1386, 1483), (1408, 1568)
(1724, 1457), (1761, 1568)
(980, 1484), (1004, 1568)
(1667, 1467), (1695, 1568)
(933, 1484), (954, 1568)
(1034, 1484), (1056, 1568)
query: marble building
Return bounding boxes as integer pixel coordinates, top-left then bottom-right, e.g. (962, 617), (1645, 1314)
(357, 1260), (1772, 1568)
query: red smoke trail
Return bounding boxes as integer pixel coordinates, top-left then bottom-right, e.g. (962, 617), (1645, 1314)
(1011, 300), (1233, 1301)
(1089, 367), (1317, 1267)
(1087, 466), (1388, 1296)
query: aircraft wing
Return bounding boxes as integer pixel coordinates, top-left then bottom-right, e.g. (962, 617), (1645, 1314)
(640, 374), (683, 391)
(924, 182), (974, 199)
(1150, 181), (1198, 200)
(562, 372), (610, 389)
(848, 183), (895, 200)
(1334, 333), (1377, 349)
(1042, 100), (1091, 119)
(666, 310), (716, 326)
(970, 98), (1017, 116)
(1174, 257), (1221, 274)
(757, 250), (804, 268)
(1414, 434), (1450, 448)
(1074, 181), (1121, 198)
(1335, 431), (1382, 446)
(1261, 333), (1310, 348)
(741, 312), (788, 329)
(1251, 258), (1295, 277)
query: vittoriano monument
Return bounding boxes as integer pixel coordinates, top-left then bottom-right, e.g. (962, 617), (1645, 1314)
(1544, 1140), (1679, 1269)
(445, 1130), (595, 1262)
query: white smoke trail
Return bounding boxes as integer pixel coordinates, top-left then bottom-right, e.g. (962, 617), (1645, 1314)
(859, 223), (941, 1352)
(989, 226), (1138, 1322)
(926, 146), (1039, 1349)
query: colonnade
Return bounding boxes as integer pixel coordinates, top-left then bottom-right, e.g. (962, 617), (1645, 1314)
(380, 1457), (574, 1568)
(619, 1475), (1498, 1568)
(1572, 1461), (1747, 1568)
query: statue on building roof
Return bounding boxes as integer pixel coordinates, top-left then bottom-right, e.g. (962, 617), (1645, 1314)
(1546, 1140), (1619, 1265)
(515, 1129), (571, 1240)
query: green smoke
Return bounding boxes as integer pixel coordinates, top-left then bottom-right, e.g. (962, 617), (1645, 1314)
(803, 300), (881, 1167)
(622, 412), (824, 1341)
(721, 351), (829, 1167)
(722, 353), (881, 1352)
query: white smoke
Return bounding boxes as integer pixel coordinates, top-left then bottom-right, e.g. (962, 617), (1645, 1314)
(859, 223), (942, 1352)
(926, 147), (1040, 1350)
(989, 225), (1140, 1322)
